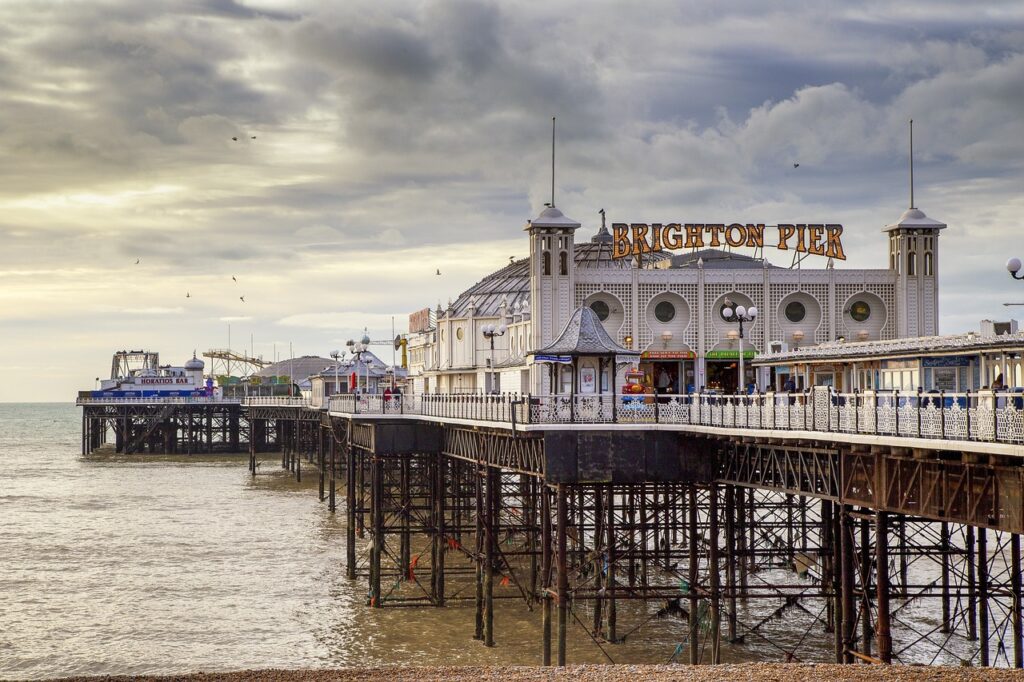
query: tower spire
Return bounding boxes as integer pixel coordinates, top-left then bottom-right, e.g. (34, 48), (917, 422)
(909, 118), (915, 209)
(550, 116), (556, 208)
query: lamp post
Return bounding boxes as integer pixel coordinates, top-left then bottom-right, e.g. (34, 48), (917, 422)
(330, 350), (344, 399)
(345, 339), (357, 393)
(721, 298), (758, 394)
(360, 332), (371, 393)
(481, 323), (507, 394)
(1008, 257), (1024, 281)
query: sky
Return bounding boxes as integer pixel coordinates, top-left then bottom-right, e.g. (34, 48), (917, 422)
(2, 0), (1024, 402)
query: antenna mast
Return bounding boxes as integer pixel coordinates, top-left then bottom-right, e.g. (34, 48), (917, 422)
(909, 119), (915, 209)
(551, 116), (556, 207)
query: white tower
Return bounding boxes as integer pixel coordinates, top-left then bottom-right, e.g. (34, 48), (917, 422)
(527, 204), (581, 356)
(886, 121), (945, 337)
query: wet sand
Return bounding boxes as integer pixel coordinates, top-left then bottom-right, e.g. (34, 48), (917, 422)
(44, 664), (1024, 682)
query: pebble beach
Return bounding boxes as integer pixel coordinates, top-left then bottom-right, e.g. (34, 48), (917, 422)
(43, 665), (1024, 682)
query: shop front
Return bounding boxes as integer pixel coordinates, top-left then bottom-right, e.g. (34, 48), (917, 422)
(639, 350), (696, 395)
(705, 349), (756, 394)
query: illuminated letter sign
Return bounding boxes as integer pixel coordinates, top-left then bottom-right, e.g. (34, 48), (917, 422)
(610, 222), (846, 261)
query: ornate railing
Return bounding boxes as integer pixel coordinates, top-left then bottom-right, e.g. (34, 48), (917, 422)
(324, 388), (1024, 445)
(77, 396), (242, 405)
(243, 396), (310, 407)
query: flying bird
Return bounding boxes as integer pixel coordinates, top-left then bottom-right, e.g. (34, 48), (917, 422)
(793, 163), (800, 168)
(436, 269), (441, 276)
(232, 276), (237, 282)
(231, 136), (238, 141)
(240, 296), (245, 303)
(251, 136), (256, 139)
(186, 292), (191, 298)
(135, 258), (140, 265)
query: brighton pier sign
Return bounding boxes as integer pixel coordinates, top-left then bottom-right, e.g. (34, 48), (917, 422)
(611, 223), (846, 261)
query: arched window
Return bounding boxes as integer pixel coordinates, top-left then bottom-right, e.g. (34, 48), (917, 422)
(559, 251), (568, 276)
(542, 251), (551, 275)
(907, 251), (916, 276)
(924, 251), (933, 276)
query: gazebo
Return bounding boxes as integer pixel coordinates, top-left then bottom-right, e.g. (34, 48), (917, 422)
(530, 306), (640, 420)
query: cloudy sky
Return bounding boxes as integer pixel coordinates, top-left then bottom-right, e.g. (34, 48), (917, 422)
(2, 0), (1023, 401)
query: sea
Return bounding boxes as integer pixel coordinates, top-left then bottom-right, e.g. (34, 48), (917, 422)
(0, 403), (980, 679)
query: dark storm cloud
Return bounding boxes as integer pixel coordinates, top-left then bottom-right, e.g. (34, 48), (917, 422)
(4, 0), (1024, 400)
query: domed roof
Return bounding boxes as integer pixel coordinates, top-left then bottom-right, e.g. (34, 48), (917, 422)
(884, 207), (946, 232)
(184, 353), (204, 370)
(525, 205), (581, 230)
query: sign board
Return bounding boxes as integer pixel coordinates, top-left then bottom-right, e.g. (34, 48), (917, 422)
(534, 354), (572, 364)
(611, 223), (845, 261)
(706, 349), (757, 360)
(408, 308), (432, 333)
(641, 350), (696, 360)
(923, 356), (973, 368)
(580, 368), (596, 394)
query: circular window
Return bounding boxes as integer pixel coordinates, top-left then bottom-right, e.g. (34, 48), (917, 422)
(590, 300), (610, 321)
(456, 328), (464, 340)
(785, 301), (806, 323)
(655, 301), (675, 323)
(850, 300), (871, 322)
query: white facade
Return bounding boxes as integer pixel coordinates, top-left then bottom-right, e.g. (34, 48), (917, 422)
(407, 201), (942, 395)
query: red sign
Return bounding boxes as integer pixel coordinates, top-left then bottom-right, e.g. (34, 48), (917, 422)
(409, 308), (432, 333)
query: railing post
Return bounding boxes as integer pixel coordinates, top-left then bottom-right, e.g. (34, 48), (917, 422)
(654, 393), (660, 423)
(939, 390), (946, 438)
(894, 390), (900, 435)
(917, 386), (923, 437)
(806, 389), (812, 430)
(993, 389), (999, 442)
(853, 389), (859, 434)
(966, 389), (972, 440)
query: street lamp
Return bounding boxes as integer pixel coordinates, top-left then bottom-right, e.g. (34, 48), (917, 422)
(345, 339), (357, 393)
(330, 350), (344, 397)
(1008, 257), (1024, 281)
(481, 323), (507, 393)
(721, 298), (758, 394)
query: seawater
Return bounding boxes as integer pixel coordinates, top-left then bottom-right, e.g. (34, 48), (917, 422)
(0, 404), (972, 679)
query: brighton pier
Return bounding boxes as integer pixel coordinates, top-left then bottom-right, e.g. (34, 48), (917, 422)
(75, 173), (1024, 667)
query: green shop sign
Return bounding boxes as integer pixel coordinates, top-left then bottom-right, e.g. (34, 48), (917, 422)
(706, 350), (757, 360)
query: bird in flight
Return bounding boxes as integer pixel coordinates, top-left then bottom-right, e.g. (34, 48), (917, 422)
(436, 269), (441, 276)
(135, 258), (140, 265)
(232, 276), (237, 283)
(186, 292), (191, 298)
(793, 163), (800, 168)
(231, 136), (238, 141)
(240, 296), (245, 303)
(251, 136), (256, 139)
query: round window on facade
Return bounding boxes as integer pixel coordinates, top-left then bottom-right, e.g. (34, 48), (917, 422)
(850, 300), (871, 322)
(456, 327), (464, 340)
(655, 301), (675, 323)
(785, 300), (806, 323)
(590, 300), (610, 321)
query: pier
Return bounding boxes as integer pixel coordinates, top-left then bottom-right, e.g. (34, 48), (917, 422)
(77, 385), (1022, 667)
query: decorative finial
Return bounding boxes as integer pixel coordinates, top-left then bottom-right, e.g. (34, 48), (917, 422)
(551, 116), (556, 208)
(909, 118), (915, 210)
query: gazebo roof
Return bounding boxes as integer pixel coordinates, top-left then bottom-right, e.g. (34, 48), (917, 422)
(532, 306), (640, 357)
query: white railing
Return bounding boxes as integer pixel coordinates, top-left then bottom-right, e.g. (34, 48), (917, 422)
(323, 387), (1024, 445)
(76, 396), (242, 405)
(243, 396), (310, 407)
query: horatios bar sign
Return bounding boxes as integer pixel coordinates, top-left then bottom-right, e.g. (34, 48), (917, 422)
(611, 223), (846, 261)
